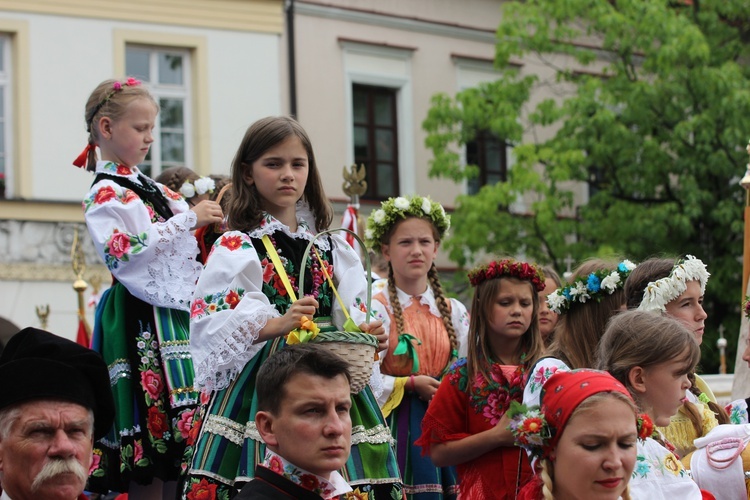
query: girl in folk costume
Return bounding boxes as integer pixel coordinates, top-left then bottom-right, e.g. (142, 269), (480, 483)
(624, 256), (728, 458)
(509, 369), (642, 500)
(596, 310), (713, 500)
(417, 259), (546, 499)
(185, 116), (401, 499)
(522, 258), (636, 410)
(76, 78), (223, 497)
(365, 195), (469, 499)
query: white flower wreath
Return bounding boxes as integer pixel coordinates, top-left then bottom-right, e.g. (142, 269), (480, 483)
(637, 255), (710, 313)
(179, 176), (216, 199)
(365, 194), (450, 252)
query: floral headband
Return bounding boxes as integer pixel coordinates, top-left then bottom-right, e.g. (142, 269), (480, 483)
(180, 176), (216, 199)
(637, 255), (709, 313)
(86, 78), (142, 132)
(546, 260), (636, 314)
(743, 296), (750, 319)
(365, 195), (450, 253)
(468, 259), (546, 291)
(508, 369), (650, 461)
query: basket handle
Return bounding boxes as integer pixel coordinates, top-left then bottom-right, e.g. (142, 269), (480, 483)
(298, 228), (371, 325)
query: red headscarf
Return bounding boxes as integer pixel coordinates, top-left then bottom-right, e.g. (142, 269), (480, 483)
(540, 369), (633, 457)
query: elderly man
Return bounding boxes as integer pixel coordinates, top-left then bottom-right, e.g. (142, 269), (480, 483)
(0, 327), (114, 500)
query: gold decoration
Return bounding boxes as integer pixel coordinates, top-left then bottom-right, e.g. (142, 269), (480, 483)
(342, 163), (367, 198)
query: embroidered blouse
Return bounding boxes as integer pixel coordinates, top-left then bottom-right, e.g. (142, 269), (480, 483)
(631, 435), (704, 499)
(83, 161), (200, 311)
(189, 213), (370, 393)
(370, 286), (469, 408)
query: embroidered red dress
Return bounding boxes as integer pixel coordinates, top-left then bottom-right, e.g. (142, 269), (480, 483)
(417, 358), (533, 499)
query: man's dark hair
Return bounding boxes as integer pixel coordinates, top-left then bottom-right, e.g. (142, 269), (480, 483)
(257, 344), (351, 414)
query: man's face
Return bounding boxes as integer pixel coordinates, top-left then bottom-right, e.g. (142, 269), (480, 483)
(258, 373), (352, 479)
(0, 400), (93, 500)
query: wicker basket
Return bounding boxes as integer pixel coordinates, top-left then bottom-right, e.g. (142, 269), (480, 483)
(299, 228), (376, 394)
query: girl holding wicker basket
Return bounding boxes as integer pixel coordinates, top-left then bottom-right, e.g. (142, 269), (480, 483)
(185, 116), (401, 499)
(365, 195), (469, 499)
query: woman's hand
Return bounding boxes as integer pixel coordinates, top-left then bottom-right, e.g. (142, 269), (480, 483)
(190, 200), (223, 228)
(359, 320), (387, 351)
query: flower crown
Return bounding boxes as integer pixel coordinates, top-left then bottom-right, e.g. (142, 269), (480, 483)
(546, 260), (636, 314)
(179, 176), (216, 199)
(508, 400), (653, 460)
(468, 259), (546, 291)
(86, 78), (142, 131)
(365, 195), (450, 253)
(743, 296), (750, 319)
(637, 255), (709, 313)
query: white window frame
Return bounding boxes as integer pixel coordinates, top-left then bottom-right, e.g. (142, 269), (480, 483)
(126, 45), (193, 177)
(0, 34), (12, 198)
(341, 41), (414, 196)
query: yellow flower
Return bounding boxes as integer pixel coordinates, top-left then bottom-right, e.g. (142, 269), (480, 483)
(285, 316), (320, 344)
(344, 488), (370, 500)
(664, 454), (681, 475)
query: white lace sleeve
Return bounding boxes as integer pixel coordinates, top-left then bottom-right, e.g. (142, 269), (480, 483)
(450, 298), (470, 358)
(330, 233), (371, 329)
(189, 231), (279, 392)
(369, 295), (395, 407)
(83, 179), (201, 311)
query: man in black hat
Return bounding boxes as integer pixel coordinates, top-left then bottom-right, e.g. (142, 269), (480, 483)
(0, 327), (114, 500)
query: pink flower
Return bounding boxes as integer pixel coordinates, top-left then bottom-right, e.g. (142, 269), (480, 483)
(268, 455), (284, 474)
(199, 390), (211, 405)
(134, 439), (144, 462)
(191, 298), (207, 318)
(146, 204), (155, 221)
(94, 186), (117, 205)
(107, 231), (131, 258)
(126, 77), (141, 86)
(113, 82), (122, 90)
(140, 369), (163, 401)
(177, 409), (196, 439)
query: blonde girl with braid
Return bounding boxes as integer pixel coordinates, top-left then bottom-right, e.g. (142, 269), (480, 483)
(418, 259), (547, 499)
(366, 195), (469, 500)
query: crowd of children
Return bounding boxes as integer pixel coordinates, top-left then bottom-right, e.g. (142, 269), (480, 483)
(70, 77), (750, 499)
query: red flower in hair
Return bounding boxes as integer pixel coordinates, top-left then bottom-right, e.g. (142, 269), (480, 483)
(637, 413), (654, 441)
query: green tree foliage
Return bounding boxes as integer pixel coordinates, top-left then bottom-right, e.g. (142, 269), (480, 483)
(423, 0), (750, 371)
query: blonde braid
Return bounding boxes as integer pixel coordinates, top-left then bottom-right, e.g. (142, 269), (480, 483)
(387, 263), (406, 336)
(540, 459), (554, 500)
(621, 485), (632, 500)
(427, 264), (458, 366)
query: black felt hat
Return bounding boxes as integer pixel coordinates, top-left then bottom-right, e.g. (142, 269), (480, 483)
(0, 327), (115, 440)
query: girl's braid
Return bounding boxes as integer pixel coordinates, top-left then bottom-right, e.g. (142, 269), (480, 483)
(540, 460), (554, 500)
(427, 264), (458, 366)
(688, 371), (730, 424)
(387, 263), (406, 337)
(85, 134), (97, 171)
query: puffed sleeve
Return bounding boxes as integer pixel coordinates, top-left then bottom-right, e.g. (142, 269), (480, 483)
(83, 179), (200, 311)
(330, 233), (373, 329)
(450, 298), (470, 358)
(189, 231), (279, 393)
(522, 357), (571, 409)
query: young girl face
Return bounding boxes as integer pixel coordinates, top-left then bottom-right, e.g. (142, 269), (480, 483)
(635, 350), (692, 427)
(381, 218), (438, 287)
(553, 397), (637, 500)
(99, 97), (156, 168)
(244, 135), (309, 222)
(487, 278), (534, 345)
(664, 280), (707, 345)
(538, 277), (560, 340)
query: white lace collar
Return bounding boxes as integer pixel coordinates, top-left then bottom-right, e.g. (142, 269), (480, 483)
(384, 284), (442, 318)
(246, 212), (330, 252)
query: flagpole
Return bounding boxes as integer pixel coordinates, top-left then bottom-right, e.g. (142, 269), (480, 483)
(71, 227), (91, 346)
